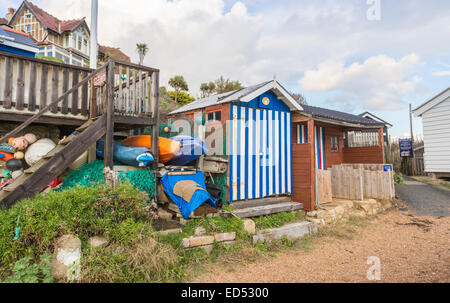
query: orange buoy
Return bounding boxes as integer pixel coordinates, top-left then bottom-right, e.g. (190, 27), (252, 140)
(121, 136), (181, 164)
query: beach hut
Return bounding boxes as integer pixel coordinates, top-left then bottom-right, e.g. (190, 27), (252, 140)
(169, 80), (303, 205)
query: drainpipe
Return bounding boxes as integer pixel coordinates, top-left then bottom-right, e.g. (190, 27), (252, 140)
(90, 0), (98, 69)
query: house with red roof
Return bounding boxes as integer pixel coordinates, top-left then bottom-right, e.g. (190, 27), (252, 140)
(7, 1), (90, 66)
(5, 1), (131, 67)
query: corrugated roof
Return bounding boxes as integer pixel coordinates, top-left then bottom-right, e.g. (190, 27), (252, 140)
(300, 105), (384, 126)
(169, 81), (272, 115)
(0, 26), (38, 48)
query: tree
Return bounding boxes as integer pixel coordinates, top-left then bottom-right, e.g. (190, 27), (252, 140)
(291, 93), (308, 105)
(168, 91), (194, 106)
(214, 76), (243, 94)
(200, 82), (216, 98)
(136, 43), (149, 65)
(168, 75), (189, 104)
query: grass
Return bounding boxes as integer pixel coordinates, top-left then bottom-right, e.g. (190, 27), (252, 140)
(0, 181), (381, 283)
(253, 210), (305, 229)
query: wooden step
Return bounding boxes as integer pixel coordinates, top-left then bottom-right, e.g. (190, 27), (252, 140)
(233, 202), (303, 218)
(24, 158), (49, 174)
(43, 144), (66, 159)
(76, 119), (95, 133)
(232, 196), (292, 210)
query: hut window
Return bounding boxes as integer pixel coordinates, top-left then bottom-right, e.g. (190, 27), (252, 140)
(207, 111), (221, 122)
(331, 136), (339, 152)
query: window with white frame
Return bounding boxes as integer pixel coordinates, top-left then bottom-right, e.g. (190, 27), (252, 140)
(331, 136), (339, 152)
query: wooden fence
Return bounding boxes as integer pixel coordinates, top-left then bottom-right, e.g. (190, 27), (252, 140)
(329, 164), (395, 201)
(0, 51), (92, 119)
(317, 169), (332, 203)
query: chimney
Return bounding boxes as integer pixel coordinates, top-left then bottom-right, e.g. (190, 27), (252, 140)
(5, 8), (16, 22)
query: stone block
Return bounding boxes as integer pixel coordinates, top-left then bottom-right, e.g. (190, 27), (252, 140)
(51, 235), (82, 281)
(195, 226), (206, 236)
(215, 232), (236, 243)
(183, 236), (215, 248)
(243, 219), (256, 235)
(253, 222), (318, 244)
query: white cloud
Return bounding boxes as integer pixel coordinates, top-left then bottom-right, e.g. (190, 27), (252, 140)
(30, 0), (449, 102)
(433, 71), (450, 77)
(299, 54), (422, 110)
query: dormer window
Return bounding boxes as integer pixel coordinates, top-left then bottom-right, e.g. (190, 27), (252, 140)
(25, 13), (32, 20)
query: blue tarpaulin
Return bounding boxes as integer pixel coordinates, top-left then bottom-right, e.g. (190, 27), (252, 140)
(160, 171), (217, 219)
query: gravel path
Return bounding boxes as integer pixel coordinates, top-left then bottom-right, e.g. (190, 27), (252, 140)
(396, 177), (450, 217)
(193, 210), (450, 283)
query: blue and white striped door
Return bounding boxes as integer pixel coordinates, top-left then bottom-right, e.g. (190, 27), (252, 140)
(230, 105), (292, 202)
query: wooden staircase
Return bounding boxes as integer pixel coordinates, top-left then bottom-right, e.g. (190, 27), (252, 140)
(0, 115), (106, 208)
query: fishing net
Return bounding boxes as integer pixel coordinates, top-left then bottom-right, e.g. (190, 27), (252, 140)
(58, 160), (156, 198)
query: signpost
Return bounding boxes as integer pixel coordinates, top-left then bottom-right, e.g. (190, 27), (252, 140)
(399, 139), (414, 158)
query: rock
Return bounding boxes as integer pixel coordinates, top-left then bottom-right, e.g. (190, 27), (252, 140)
(215, 232), (236, 243)
(51, 235), (82, 281)
(306, 211), (317, 217)
(253, 222), (318, 244)
(158, 209), (174, 220)
(89, 236), (108, 249)
(182, 236), (215, 248)
(243, 219), (256, 235)
(195, 226), (206, 236)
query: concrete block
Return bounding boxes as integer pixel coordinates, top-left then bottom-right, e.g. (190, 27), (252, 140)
(215, 232), (236, 243)
(243, 219), (256, 235)
(183, 235), (215, 248)
(253, 222), (318, 244)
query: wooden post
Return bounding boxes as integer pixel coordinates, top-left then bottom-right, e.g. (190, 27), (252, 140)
(307, 119), (315, 210)
(378, 127), (385, 164)
(104, 60), (115, 170)
(151, 71), (160, 165)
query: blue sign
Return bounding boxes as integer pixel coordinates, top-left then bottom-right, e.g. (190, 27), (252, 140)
(383, 164), (393, 172)
(399, 139), (414, 158)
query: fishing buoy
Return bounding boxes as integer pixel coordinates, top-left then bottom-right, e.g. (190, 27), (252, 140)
(6, 159), (22, 172)
(0, 152), (14, 162)
(11, 137), (29, 151)
(8, 138), (15, 144)
(164, 127), (170, 133)
(14, 152), (25, 160)
(2, 169), (11, 179)
(23, 133), (37, 145)
(24, 138), (56, 166)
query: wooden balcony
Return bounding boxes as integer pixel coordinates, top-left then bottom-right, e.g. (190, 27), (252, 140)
(0, 51), (159, 130)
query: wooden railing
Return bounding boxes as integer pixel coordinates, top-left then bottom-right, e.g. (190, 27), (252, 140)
(91, 59), (159, 120)
(0, 51), (93, 118)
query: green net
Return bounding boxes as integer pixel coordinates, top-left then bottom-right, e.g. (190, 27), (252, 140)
(58, 160), (156, 198)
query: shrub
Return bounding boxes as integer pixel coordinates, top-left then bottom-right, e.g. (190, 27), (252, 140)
(0, 182), (148, 280)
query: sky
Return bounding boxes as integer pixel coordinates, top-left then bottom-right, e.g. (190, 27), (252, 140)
(1, 0), (449, 138)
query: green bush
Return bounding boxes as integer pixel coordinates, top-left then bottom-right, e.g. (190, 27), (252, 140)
(0, 182), (148, 280)
(394, 171), (405, 185)
(2, 254), (53, 283)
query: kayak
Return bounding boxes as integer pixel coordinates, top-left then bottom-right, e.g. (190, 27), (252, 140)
(121, 136), (181, 164)
(166, 136), (209, 166)
(97, 138), (155, 167)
